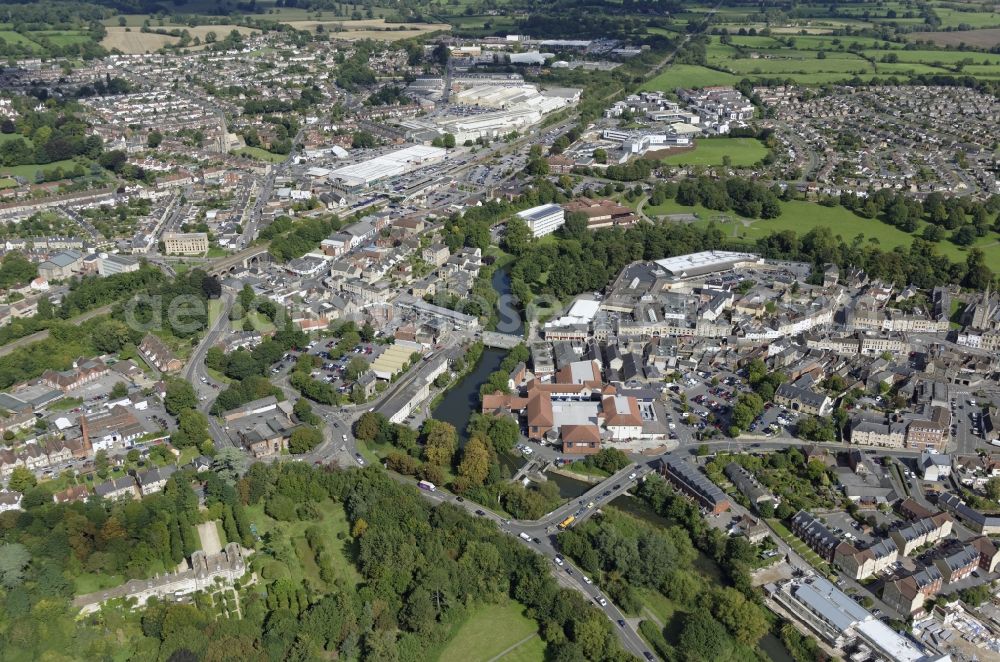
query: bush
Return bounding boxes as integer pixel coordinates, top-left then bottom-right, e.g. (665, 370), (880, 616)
(639, 620), (673, 661)
(264, 494), (297, 521)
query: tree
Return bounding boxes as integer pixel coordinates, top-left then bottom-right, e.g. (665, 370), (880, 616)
(677, 611), (732, 662)
(110, 381), (129, 399)
(423, 420), (457, 467)
(173, 409), (209, 448)
(7, 466), (35, 493)
(289, 426), (323, 454)
(354, 412), (383, 442)
(164, 379), (198, 416)
(457, 434), (490, 486)
(147, 130), (163, 148)
(345, 356), (369, 381)
(0, 543), (30, 588)
(502, 217), (532, 256)
(985, 477), (1000, 502)
(711, 587), (769, 646)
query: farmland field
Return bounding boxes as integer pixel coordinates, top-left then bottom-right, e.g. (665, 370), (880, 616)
(641, 64), (741, 91)
(28, 30), (92, 46)
(909, 28), (1000, 48)
(932, 7), (1000, 29)
(0, 30), (39, 50)
(101, 25), (258, 53)
(661, 137), (768, 167)
(278, 18), (449, 40)
(101, 28), (181, 53)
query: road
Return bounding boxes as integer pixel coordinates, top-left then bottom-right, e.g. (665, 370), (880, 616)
(184, 292), (235, 445)
(398, 465), (658, 660)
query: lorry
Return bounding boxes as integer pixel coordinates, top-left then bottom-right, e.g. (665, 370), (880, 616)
(417, 480), (436, 492)
(558, 516), (575, 530)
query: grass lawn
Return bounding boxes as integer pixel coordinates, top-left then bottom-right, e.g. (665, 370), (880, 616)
(236, 147), (288, 163)
(437, 602), (540, 662)
(0, 158), (79, 179)
(497, 635), (545, 662)
(177, 446), (200, 466)
(642, 64), (742, 91)
(563, 461), (610, 479)
(768, 519), (831, 574)
(662, 137), (768, 167)
(0, 31), (39, 50)
(49, 396), (84, 412)
(636, 587), (679, 624)
(74, 572), (124, 595)
(0, 177), (17, 189)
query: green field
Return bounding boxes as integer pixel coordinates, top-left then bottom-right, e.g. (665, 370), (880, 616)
(0, 31), (39, 50)
(642, 64), (741, 91)
(437, 602), (542, 662)
(236, 146), (287, 163)
(0, 159), (78, 179)
(662, 137), (768, 167)
(643, 197), (1000, 267)
(0, 177), (17, 189)
(28, 30), (92, 46)
(933, 7), (1000, 29)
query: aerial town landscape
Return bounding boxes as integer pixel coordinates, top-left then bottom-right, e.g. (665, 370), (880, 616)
(1, 0), (1000, 661)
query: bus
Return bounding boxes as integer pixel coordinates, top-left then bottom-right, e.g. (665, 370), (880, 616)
(558, 516), (575, 530)
(417, 480), (437, 492)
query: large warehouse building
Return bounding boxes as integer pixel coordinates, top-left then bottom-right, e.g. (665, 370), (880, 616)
(329, 145), (447, 189)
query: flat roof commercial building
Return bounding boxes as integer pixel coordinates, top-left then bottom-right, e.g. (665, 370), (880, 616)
(329, 145), (447, 189)
(653, 250), (761, 279)
(517, 203), (565, 238)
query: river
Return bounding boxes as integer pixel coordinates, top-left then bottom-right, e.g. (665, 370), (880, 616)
(429, 265), (793, 660)
(430, 264), (523, 440)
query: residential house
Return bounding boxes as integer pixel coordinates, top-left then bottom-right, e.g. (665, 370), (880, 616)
(919, 450), (951, 481)
(791, 510), (847, 562)
(52, 484), (90, 504)
(139, 334), (182, 374)
(0, 490), (22, 513)
(134, 465), (178, 496)
(881, 566), (943, 614)
(731, 514), (769, 544)
(724, 462), (777, 510)
(933, 544), (979, 584)
(659, 457), (730, 515)
(970, 536), (1000, 574)
(93, 476), (139, 501)
(889, 514), (953, 556)
(835, 539), (898, 581)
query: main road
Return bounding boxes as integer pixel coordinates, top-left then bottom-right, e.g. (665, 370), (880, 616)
(400, 463), (658, 660)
